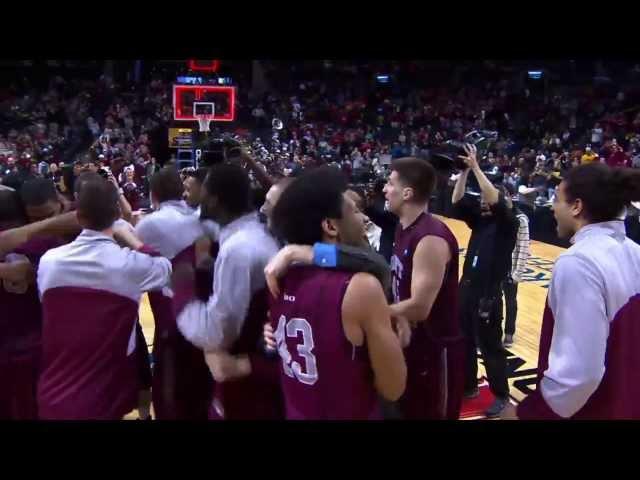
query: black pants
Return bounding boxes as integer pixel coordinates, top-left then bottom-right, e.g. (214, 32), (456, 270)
(502, 278), (518, 336)
(135, 321), (152, 390)
(460, 279), (509, 399)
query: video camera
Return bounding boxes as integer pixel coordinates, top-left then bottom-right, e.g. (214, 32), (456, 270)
(429, 130), (499, 172)
(195, 134), (244, 167)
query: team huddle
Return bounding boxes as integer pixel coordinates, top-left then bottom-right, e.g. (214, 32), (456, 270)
(0, 148), (468, 420)
(2, 144), (640, 420)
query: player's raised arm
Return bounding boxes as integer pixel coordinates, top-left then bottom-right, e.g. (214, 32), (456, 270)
(342, 272), (406, 401)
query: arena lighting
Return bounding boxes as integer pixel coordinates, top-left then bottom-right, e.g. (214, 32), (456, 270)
(528, 70), (543, 80)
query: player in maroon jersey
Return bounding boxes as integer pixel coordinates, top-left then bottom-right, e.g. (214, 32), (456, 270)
(0, 185), (70, 419)
(134, 168), (213, 420)
(173, 163), (283, 420)
(383, 157), (465, 419)
(266, 166), (407, 419)
(0, 188), (38, 419)
(37, 178), (172, 420)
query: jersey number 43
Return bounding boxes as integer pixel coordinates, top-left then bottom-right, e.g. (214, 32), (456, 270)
(275, 315), (319, 386)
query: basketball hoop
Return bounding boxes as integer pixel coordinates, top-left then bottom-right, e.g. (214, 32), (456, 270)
(196, 114), (213, 133)
(193, 102), (215, 133)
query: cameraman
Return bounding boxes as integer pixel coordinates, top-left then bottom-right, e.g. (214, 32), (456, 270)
(451, 144), (519, 418)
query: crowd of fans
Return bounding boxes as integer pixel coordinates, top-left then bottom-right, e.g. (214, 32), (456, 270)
(244, 62), (640, 174)
(0, 74), (170, 206)
(3, 61), (640, 213)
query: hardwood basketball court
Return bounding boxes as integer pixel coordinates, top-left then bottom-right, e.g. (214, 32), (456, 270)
(133, 216), (566, 418)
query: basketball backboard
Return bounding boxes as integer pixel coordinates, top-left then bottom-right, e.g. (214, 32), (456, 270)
(188, 60), (220, 73)
(173, 85), (236, 122)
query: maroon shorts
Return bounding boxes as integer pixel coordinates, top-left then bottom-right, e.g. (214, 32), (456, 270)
(0, 351), (40, 420)
(399, 334), (465, 420)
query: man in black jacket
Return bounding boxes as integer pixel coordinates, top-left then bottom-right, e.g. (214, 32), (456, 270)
(451, 144), (519, 418)
(364, 178), (398, 263)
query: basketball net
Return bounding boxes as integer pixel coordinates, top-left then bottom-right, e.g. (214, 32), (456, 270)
(196, 115), (213, 133)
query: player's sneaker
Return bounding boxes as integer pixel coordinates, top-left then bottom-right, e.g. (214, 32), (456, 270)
(485, 397), (509, 418)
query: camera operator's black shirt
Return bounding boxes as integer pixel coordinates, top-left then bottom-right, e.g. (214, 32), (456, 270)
(452, 194), (518, 296)
(365, 198), (398, 263)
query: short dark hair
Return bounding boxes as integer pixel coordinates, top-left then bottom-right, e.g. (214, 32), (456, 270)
(391, 157), (436, 203)
(150, 167), (184, 203)
(75, 172), (102, 197)
(20, 178), (58, 207)
(564, 163), (640, 223)
(76, 151), (97, 166)
(272, 166), (347, 246)
(76, 177), (119, 231)
(0, 189), (27, 229)
(204, 163), (252, 217)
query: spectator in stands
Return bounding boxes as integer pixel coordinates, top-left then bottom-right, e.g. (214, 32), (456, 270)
(631, 148), (640, 169)
(121, 168), (141, 211)
(517, 174), (539, 223)
(591, 123), (604, 148)
(581, 146), (599, 165)
(606, 142), (631, 168)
